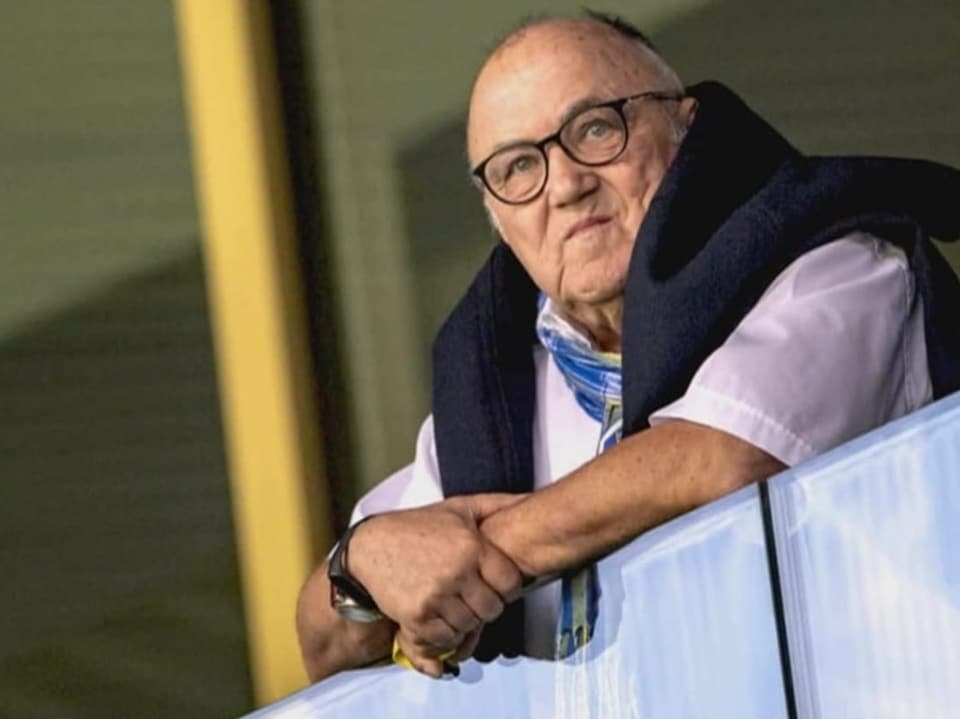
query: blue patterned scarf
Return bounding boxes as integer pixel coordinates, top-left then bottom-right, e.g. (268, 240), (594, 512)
(535, 296), (623, 432)
(535, 295), (623, 657)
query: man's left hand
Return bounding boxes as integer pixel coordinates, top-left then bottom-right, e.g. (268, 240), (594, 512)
(348, 494), (526, 655)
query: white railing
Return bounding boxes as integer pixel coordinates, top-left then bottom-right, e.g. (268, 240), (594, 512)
(249, 391), (960, 718)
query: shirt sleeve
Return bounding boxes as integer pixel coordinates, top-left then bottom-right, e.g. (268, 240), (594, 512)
(348, 414), (445, 525)
(648, 232), (932, 467)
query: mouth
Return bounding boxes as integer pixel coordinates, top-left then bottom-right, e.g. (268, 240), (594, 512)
(564, 216), (612, 240)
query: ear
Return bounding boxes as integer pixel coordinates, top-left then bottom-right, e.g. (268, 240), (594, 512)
(678, 96), (699, 130)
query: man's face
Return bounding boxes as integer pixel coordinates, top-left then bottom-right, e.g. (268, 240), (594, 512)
(467, 26), (694, 313)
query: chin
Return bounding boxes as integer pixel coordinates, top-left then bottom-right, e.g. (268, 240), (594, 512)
(561, 243), (632, 288)
(561, 279), (625, 308)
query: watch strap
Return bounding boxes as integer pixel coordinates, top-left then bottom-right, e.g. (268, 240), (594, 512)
(328, 516), (379, 611)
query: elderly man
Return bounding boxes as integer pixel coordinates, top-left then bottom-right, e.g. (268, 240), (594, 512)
(297, 13), (960, 681)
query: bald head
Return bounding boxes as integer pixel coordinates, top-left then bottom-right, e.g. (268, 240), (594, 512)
(467, 17), (683, 163)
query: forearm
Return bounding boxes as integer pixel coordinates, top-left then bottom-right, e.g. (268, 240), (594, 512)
(482, 420), (785, 577)
(296, 560), (395, 683)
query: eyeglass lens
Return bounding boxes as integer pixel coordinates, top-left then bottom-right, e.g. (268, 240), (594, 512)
(484, 105), (627, 203)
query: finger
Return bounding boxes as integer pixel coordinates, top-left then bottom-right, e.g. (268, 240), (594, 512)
(459, 575), (505, 623)
(407, 616), (464, 651)
(458, 492), (530, 523)
(478, 541), (523, 603)
(436, 596), (482, 636)
(397, 630), (445, 679)
(452, 625), (483, 663)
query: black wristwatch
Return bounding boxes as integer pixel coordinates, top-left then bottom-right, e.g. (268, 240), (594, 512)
(328, 517), (384, 623)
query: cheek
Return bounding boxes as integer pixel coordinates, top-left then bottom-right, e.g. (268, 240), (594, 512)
(603, 166), (655, 227)
(493, 205), (550, 255)
(612, 144), (676, 217)
(626, 122), (679, 176)
(493, 208), (564, 287)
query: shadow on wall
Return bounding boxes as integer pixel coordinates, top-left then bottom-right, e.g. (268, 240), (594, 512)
(395, 0), (960, 365)
(0, 250), (251, 718)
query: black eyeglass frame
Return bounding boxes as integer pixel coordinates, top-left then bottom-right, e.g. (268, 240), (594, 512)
(470, 90), (685, 205)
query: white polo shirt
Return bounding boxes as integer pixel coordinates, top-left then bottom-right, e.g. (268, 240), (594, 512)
(349, 232), (932, 657)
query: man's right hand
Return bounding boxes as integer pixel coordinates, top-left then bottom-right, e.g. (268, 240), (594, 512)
(348, 494), (525, 656)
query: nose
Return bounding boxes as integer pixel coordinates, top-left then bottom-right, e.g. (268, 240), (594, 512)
(544, 142), (598, 207)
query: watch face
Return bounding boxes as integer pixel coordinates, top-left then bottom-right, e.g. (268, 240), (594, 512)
(336, 602), (385, 624)
(330, 583), (384, 623)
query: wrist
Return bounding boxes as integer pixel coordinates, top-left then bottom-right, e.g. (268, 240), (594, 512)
(328, 516), (383, 621)
(481, 510), (540, 577)
(297, 563), (386, 682)
(306, 616), (394, 682)
(341, 514), (379, 590)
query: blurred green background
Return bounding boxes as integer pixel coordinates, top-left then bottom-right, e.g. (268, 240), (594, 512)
(0, 1), (956, 717)
(0, 2), (250, 718)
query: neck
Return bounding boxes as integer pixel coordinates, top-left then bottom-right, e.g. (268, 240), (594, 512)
(560, 298), (623, 353)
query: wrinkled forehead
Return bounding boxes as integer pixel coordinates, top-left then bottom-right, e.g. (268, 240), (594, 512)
(467, 27), (657, 165)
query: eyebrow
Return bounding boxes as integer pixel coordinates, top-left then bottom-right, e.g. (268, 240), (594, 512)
(480, 94), (609, 157)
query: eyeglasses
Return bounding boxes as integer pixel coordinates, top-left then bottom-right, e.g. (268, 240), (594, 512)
(471, 90), (684, 205)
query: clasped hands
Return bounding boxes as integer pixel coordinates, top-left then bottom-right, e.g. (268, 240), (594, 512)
(348, 493), (527, 677)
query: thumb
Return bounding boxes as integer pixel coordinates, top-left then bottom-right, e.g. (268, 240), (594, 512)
(458, 492), (529, 522)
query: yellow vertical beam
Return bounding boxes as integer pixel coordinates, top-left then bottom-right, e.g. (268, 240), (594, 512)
(174, 0), (333, 705)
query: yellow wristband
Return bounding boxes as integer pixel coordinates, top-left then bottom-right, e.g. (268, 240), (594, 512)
(391, 635), (457, 670)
